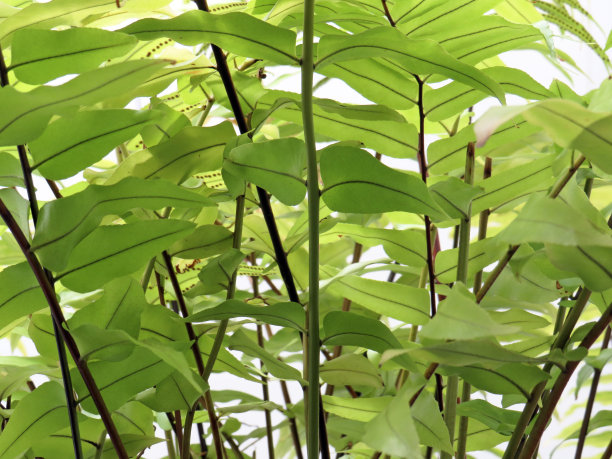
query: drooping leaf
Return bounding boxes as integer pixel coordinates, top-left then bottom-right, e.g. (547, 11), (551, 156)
(108, 123), (236, 184)
(0, 382), (68, 458)
(29, 109), (163, 180)
(316, 27), (506, 103)
(56, 219), (195, 292)
(0, 261), (46, 326)
(0, 152), (23, 187)
(411, 391), (453, 454)
(168, 224), (233, 260)
(32, 177), (211, 271)
(187, 299), (305, 331)
(320, 144), (444, 217)
(420, 284), (519, 340)
(435, 238), (507, 284)
(0, 60), (165, 146)
(456, 400), (521, 435)
(327, 275), (430, 325)
(228, 329), (304, 381)
(319, 354), (383, 389)
(546, 244), (612, 292)
(322, 395), (392, 422)
(362, 390), (421, 458)
(10, 28), (137, 84)
(224, 138), (307, 205)
(122, 10), (298, 64)
(189, 249), (244, 295)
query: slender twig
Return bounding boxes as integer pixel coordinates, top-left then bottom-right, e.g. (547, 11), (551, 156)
(381, 0), (395, 26)
(0, 199), (127, 458)
(472, 157), (492, 291)
(519, 301), (612, 459)
(0, 46), (84, 459)
(575, 326), (611, 459)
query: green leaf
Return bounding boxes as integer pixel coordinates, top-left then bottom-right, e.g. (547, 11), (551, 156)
(546, 244), (612, 292)
(0, 60), (165, 146)
(362, 390), (421, 458)
(56, 219), (195, 292)
(32, 177), (211, 271)
(320, 223), (427, 268)
(327, 275), (430, 325)
(228, 329), (304, 381)
(72, 346), (174, 412)
(29, 109), (163, 180)
(140, 372), (203, 412)
(0, 382), (68, 458)
(456, 400), (521, 435)
(420, 284), (519, 340)
(498, 195), (612, 247)
(320, 354), (383, 389)
(108, 123), (235, 184)
(443, 362), (549, 398)
(190, 249), (244, 295)
(429, 176), (483, 221)
(187, 299), (305, 331)
(254, 91), (418, 158)
(0, 0), (116, 41)
(122, 10), (298, 64)
(316, 27), (506, 103)
(0, 152), (23, 187)
(169, 224), (233, 260)
(224, 138), (306, 205)
(320, 144), (443, 217)
(411, 392), (453, 454)
(435, 238), (507, 284)
(69, 277), (146, 338)
(476, 99), (612, 173)
(322, 395), (392, 422)
(71, 325), (136, 362)
(0, 261), (46, 326)
(10, 28), (137, 84)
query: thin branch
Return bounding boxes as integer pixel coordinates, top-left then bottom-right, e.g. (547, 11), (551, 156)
(0, 198), (127, 458)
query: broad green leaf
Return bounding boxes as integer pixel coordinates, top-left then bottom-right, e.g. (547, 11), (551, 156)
(320, 144), (443, 217)
(99, 434), (163, 459)
(0, 60), (165, 146)
(435, 238), (507, 284)
(456, 400), (521, 435)
(0, 152), (23, 187)
(224, 138), (307, 205)
(122, 10), (298, 64)
(71, 325), (136, 362)
(228, 329), (304, 381)
(108, 123), (235, 184)
(316, 27), (506, 103)
(168, 224), (233, 259)
(56, 219), (195, 292)
(385, 339), (538, 368)
(319, 354), (383, 389)
(69, 277), (146, 338)
(187, 299), (305, 331)
(0, 188), (30, 239)
(0, 0), (116, 41)
(190, 249), (244, 295)
(496, 0), (543, 24)
(10, 28), (137, 84)
(476, 99), (612, 173)
(443, 363), (549, 398)
(32, 177), (211, 271)
(140, 372), (203, 412)
(498, 195), (612, 247)
(471, 155), (555, 215)
(546, 244), (612, 292)
(320, 223), (427, 268)
(0, 262), (46, 326)
(29, 109), (163, 180)
(322, 395), (392, 422)
(72, 346), (174, 413)
(363, 390), (421, 458)
(328, 275), (430, 325)
(0, 382), (68, 458)
(254, 91), (418, 158)
(323, 311), (415, 370)
(412, 392), (453, 454)
(429, 176), (483, 220)
(420, 284), (519, 340)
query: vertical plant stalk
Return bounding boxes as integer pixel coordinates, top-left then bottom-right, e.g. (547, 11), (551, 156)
(0, 199), (128, 459)
(519, 300), (612, 459)
(443, 143), (474, 459)
(0, 46), (84, 459)
(301, 0), (320, 456)
(574, 326), (611, 459)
